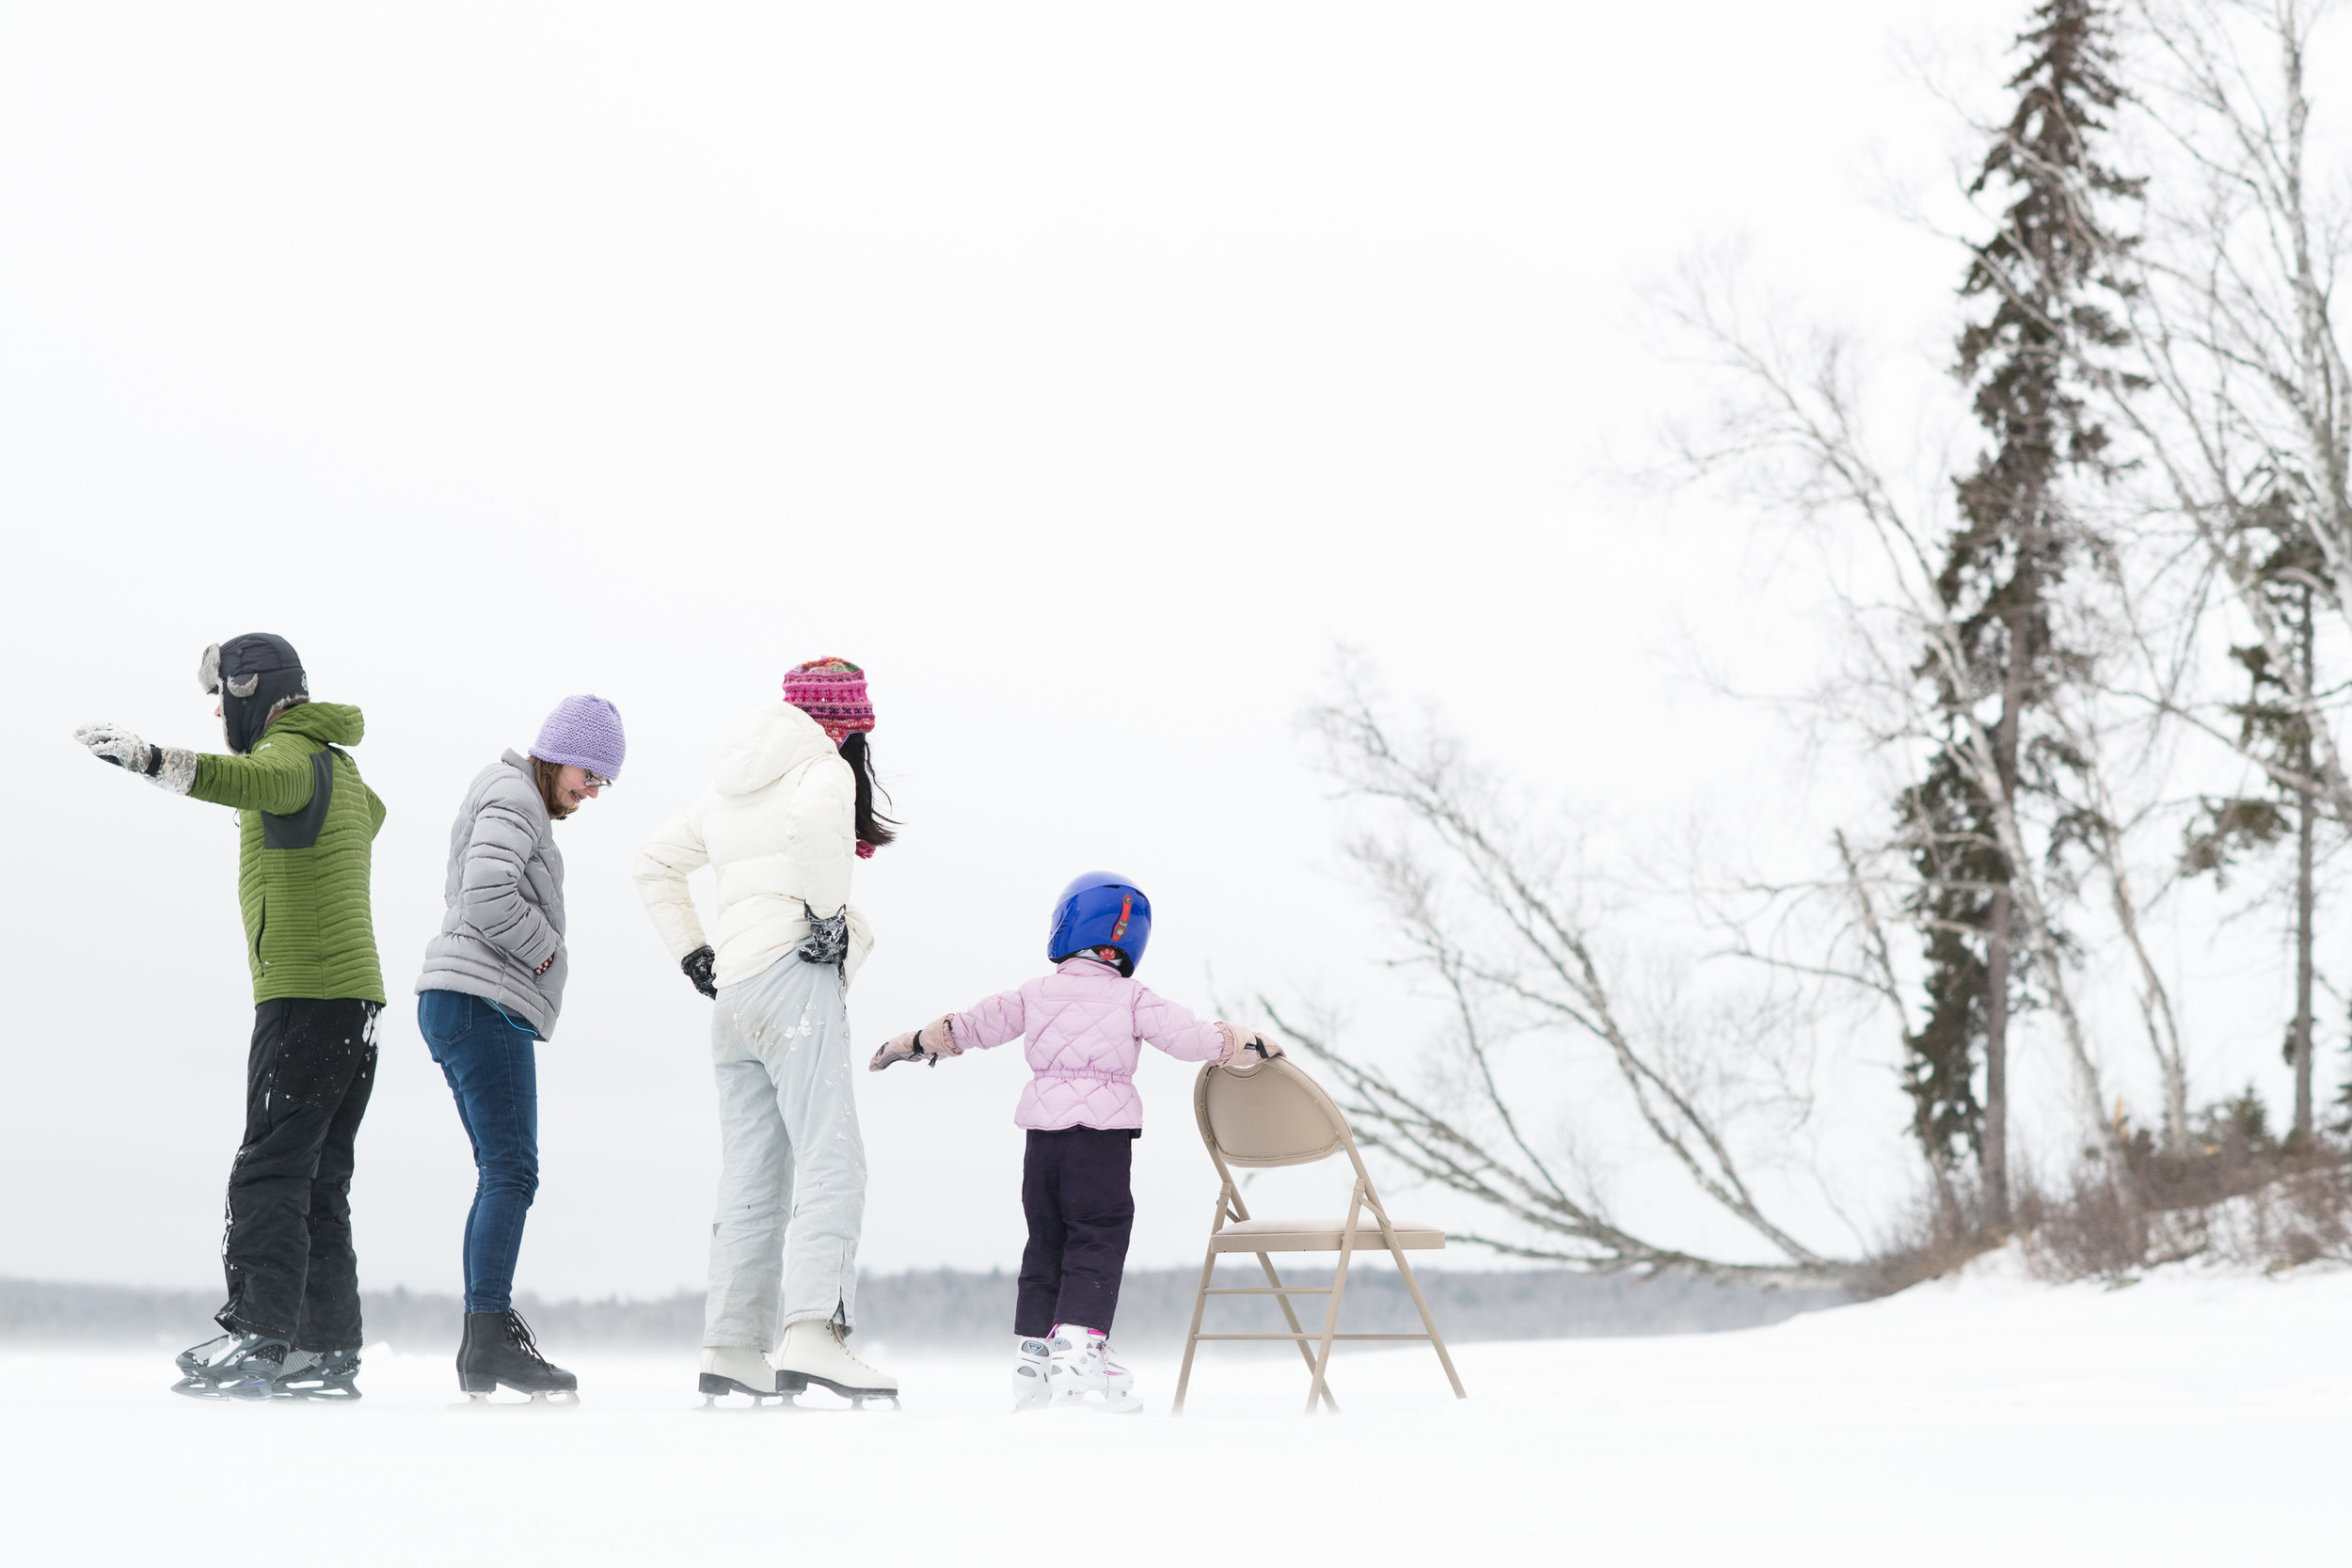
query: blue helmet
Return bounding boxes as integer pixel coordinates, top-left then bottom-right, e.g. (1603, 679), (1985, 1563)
(1047, 872), (1152, 976)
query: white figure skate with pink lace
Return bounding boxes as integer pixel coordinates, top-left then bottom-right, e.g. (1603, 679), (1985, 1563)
(1012, 1335), (1054, 1413)
(1047, 1323), (1140, 1414)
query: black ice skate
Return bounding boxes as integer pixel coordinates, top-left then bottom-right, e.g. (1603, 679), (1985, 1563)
(457, 1310), (580, 1406)
(274, 1347), (363, 1402)
(171, 1331), (291, 1401)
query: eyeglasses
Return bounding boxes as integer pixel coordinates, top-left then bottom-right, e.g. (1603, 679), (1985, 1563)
(582, 771), (613, 791)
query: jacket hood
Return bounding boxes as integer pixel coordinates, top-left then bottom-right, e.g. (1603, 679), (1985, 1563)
(714, 702), (837, 796)
(268, 702), (365, 748)
(207, 632), (309, 754)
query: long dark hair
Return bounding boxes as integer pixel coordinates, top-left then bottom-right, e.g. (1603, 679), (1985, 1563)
(530, 755), (578, 821)
(839, 731), (898, 848)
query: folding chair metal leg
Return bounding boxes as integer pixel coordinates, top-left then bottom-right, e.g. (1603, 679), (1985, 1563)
(1305, 1185), (1365, 1416)
(1255, 1251), (1339, 1414)
(1349, 1146), (1467, 1402)
(1391, 1248), (1467, 1399)
(1173, 1243), (1218, 1415)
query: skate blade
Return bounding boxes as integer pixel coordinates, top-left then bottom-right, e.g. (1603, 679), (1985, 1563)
(452, 1389), (580, 1410)
(275, 1382), (362, 1402)
(698, 1373), (802, 1412)
(787, 1375), (900, 1410)
(1050, 1389), (1143, 1415)
(171, 1376), (278, 1402)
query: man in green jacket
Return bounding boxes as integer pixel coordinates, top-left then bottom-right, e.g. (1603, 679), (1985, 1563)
(76, 632), (388, 1401)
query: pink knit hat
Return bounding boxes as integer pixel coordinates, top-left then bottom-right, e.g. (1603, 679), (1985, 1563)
(784, 657), (876, 743)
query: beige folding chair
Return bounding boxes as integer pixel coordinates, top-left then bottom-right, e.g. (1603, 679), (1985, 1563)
(1172, 1054), (1467, 1415)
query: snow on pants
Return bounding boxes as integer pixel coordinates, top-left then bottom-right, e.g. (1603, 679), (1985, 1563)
(218, 998), (381, 1348)
(1014, 1126), (1139, 1338)
(704, 955), (866, 1349)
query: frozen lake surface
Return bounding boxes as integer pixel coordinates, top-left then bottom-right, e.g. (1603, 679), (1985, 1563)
(8, 1254), (2344, 1563)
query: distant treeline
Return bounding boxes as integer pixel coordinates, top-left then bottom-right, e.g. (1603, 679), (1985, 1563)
(0, 1267), (1842, 1353)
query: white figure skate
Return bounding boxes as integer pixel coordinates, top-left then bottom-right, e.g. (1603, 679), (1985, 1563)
(699, 1346), (803, 1409)
(776, 1319), (899, 1409)
(1011, 1335), (1054, 1413)
(1046, 1323), (1140, 1415)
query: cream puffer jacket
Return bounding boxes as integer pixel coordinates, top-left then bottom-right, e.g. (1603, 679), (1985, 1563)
(632, 703), (875, 990)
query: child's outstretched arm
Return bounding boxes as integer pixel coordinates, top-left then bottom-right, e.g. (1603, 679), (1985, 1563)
(1134, 989), (1284, 1067)
(870, 1015), (961, 1071)
(868, 986), (1028, 1072)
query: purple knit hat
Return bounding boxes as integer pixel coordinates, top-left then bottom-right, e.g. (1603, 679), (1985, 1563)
(783, 657), (875, 742)
(532, 694), (626, 781)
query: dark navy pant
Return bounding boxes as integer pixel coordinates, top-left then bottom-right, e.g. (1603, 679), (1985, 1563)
(419, 990), (541, 1315)
(218, 998), (379, 1349)
(1015, 1126), (1139, 1337)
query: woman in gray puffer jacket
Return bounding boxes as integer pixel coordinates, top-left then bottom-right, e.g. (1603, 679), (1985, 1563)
(415, 694), (624, 1402)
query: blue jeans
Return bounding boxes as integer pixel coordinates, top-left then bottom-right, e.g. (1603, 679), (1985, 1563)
(419, 990), (540, 1315)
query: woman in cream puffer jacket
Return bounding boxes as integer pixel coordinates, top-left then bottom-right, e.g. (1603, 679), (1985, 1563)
(631, 659), (896, 1406)
(633, 700), (875, 990)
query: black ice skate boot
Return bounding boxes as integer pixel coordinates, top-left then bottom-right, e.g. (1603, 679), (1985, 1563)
(274, 1347), (363, 1402)
(457, 1310), (580, 1404)
(171, 1331), (291, 1401)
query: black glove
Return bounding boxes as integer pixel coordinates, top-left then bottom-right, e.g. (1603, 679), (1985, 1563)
(795, 910), (850, 967)
(682, 945), (718, 999)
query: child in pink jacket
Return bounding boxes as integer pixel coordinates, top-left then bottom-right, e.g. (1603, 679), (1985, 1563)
(871, 872), (1275, 1413)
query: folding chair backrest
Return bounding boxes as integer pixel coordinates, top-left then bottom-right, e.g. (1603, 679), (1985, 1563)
(1195, 1056), (1351, 1168)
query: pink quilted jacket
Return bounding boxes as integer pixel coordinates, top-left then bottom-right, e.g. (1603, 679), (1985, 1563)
(947, 955), (1232, 1130)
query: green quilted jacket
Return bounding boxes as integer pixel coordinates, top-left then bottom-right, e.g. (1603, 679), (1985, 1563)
(188, 702), (388, 1005)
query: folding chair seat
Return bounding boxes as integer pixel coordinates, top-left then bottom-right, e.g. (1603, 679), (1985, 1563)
(1210, 1217), (1447, 1252)
(1173, 1054), (1467, 1415)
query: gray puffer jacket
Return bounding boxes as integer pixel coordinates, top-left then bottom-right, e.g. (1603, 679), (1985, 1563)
(416, 751), (567, 1038)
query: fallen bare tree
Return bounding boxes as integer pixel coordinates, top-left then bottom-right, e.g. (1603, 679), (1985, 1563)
(1259, 665), (1876, 1291)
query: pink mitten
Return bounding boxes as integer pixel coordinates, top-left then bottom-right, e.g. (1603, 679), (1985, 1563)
(917, 1016), (961, 1059)
(869, 1015), (962, 1072)
(1217, 1023), (1281, 1066)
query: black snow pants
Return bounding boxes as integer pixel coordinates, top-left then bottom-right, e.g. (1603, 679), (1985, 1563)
(1014, 1126), (1138, 1338)
(216, 998), (380, 1349)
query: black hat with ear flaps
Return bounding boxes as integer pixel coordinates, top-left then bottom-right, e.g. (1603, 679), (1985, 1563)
(199, 633), (307, 755)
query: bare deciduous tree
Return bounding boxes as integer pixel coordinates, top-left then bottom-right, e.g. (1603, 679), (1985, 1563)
(2110, 0), (2352, 1142)
(1262, 664), (1871, 1289)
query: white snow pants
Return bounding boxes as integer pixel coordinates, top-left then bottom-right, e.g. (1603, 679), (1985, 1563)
(704, 955), (866, 1349)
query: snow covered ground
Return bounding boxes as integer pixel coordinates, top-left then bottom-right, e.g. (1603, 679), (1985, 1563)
(8, 1255), (2344, 1564)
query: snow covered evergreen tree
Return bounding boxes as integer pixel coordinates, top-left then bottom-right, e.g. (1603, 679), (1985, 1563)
(1900, 0), (2141, 1224)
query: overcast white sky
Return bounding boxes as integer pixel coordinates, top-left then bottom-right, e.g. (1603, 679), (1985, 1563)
(4, 1), (2316, 1301)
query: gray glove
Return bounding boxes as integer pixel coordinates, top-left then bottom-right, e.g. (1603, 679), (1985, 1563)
(681, 945), (718, 999)
(74, 723), (197, 795)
